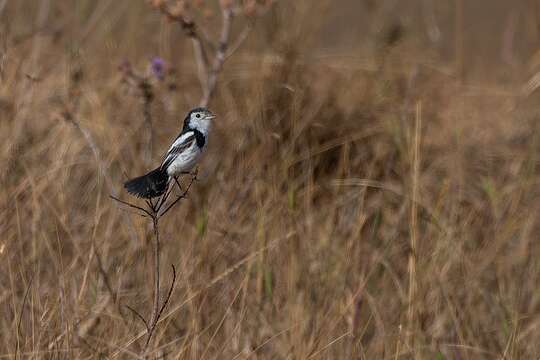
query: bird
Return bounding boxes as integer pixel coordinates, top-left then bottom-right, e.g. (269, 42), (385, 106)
(124, 107), (215, 198)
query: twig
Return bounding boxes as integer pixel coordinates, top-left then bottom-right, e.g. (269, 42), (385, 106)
(224, 22), (254, 60)
(159, 173), (197, 217)
(172, 176), (183, 192)
(144, 215), (161, 350)
(157, 265), (177, 321)
(126, 305), (150, 333)
(146, 198), (155, 212)
(200, 7), (233, 107)
(110, 195), (153, 218)
(155, 176), (178, 213)
(192, 37), (209, 93)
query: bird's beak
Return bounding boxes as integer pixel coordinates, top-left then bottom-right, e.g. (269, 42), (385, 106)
(207, 113), (216, 120)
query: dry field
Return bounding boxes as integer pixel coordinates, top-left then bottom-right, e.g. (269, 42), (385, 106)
(2, 1), (540, 359)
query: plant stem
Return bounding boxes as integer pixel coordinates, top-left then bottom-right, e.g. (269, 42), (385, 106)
(145, 216), (160, 350)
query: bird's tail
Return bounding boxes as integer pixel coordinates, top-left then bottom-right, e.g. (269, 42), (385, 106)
(124, 167), (169, 198)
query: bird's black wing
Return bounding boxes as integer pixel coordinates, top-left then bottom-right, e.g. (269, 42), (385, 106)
(160, 131), (196, 170)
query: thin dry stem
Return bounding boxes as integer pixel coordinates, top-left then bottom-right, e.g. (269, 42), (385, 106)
(144, 216), (161, 350)
(200, 7), (233, 107)
(406, 101), (421, 353)
(111, 174), (195, 353)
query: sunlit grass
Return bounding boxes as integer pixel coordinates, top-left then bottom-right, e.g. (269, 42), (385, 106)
(1, 1), (540, 358)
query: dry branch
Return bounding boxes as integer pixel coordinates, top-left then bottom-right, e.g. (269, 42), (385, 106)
(110, 173), (196, 352)
(150, 0), (273, 106)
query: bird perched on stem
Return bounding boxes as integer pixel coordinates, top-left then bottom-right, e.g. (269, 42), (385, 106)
(124, 107), (215, 198)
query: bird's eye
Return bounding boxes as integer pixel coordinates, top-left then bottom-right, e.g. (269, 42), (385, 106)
(196, 113), (201, 118)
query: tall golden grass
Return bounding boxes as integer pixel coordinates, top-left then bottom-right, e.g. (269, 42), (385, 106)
(2, 1), (540, 358)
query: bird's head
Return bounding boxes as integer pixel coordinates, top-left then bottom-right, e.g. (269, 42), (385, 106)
(184, 107), (215, 134)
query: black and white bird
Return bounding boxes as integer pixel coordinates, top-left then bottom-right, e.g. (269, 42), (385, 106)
(124, 107), (215, 198)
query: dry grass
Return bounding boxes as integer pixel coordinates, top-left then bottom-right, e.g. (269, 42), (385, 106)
(2, 1), (540, 359)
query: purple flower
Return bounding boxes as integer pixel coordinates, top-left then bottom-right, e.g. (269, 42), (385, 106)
(150, 57), (166, 80)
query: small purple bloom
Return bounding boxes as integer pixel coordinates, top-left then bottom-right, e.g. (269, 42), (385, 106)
(150, 57), (166, 80)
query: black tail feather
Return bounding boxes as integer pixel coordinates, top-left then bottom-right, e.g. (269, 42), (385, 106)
(124, 168), (169, 198)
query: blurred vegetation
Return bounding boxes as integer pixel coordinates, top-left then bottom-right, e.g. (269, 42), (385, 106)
(1, 0), (540, 358)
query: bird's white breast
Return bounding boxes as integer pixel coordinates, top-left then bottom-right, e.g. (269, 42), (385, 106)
(166, 142), (203, 176)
